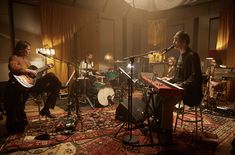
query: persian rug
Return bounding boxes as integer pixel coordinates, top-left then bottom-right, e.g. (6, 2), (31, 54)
(0, 104), (234, 155)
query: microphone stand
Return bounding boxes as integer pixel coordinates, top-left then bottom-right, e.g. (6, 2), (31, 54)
(115, 47), (171, 145)
(39, 53), (82, 120)
(63, 60), (81, 135)
(123, 57), (139, 144)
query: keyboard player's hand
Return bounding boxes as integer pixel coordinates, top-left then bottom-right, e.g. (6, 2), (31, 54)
(175, 82), (184, 88)
(161, 77), (171, 81)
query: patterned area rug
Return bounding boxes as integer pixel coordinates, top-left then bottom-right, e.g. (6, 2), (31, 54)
(0, 104), (234, 155)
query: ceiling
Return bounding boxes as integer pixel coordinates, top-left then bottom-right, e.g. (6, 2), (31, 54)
(123, 0), (215, 12)
(13, 0), (216, 12)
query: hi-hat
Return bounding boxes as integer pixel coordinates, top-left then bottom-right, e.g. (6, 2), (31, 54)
(114, 60), (127, 63)
(79, 68), (96, 71)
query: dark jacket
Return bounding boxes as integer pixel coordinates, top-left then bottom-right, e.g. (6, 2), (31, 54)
(171, 47), (203, 106)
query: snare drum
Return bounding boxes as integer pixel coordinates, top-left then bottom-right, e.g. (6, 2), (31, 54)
(97, 87), (115, 106)
(96, 75), (106, 83)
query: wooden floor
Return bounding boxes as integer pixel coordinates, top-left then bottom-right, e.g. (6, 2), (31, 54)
(0, 98), (234, 155)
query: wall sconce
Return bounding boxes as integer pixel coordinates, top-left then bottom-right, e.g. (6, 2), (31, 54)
(36, 48), (55, 56)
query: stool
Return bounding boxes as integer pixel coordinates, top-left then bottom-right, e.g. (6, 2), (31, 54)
(30, 93), (56, 139)
(174, 101), (204, 138)
(30, 93), (47, 129)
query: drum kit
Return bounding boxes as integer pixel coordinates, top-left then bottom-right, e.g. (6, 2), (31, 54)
(69, 68), (124, 109)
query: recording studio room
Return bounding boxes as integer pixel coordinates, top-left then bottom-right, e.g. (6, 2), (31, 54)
(0, 0), (235, 154)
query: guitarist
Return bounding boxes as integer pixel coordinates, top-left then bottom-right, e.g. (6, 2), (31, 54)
(5, 41), (62, 133)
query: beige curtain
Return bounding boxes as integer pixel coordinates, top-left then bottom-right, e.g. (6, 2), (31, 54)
(147, 19), (167, 51)
(40, 0), (99, 83)
(216, 9), (234, 50)
(216, 0), (235, 101)
(216, 0), (235, 67)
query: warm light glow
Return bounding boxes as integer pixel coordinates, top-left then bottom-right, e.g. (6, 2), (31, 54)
(154, 0), (184, 11)
(104, 53), (114, 61)
(148, 52), (165, 63)
(219, 65), (227, 68)
(36, 48), (56, 56)
(216, 40), (229, 50)
(124, 0), (184, 11)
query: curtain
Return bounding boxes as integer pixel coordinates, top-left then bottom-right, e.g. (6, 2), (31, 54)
(40, 0), (99, 83)
(147, 19), (167, 50)
(147, 19), (167, 63)
(216, 0), (235, 67)
(216, 0), (235, 101)
(216, 9), (234, 50)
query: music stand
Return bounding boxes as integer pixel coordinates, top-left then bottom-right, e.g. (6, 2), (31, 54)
(115, 50), (159, 145)
(115, 62), (139, 144)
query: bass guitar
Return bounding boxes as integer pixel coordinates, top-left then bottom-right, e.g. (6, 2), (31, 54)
(10, 64), (53, 90)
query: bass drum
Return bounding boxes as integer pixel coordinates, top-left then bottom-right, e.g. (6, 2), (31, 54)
(97, 87), (115, 106)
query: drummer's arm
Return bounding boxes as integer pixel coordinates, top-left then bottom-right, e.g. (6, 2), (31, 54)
(95, 71), (101, 75)
(91, 61), (100, 75)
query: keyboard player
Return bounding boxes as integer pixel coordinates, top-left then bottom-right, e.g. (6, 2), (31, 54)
(156, 31), (203, 145)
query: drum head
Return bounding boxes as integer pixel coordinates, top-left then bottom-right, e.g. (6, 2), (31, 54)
(97, 87), (115, 106)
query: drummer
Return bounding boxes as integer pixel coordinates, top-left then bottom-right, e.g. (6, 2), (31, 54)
(80, 53), (96, 77)
(79, 53), (100, 94)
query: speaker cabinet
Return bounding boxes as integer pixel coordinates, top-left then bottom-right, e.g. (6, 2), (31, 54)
(115, 98), (146, 124)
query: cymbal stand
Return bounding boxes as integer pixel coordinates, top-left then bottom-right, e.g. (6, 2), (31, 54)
(67, 63), (81, 118)
(79, 64), (95, 109)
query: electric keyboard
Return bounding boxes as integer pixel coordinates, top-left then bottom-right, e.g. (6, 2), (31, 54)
(140, 72), (184, 97)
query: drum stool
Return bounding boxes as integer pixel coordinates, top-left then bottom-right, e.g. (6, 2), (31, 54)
(174, 101), (204, 138)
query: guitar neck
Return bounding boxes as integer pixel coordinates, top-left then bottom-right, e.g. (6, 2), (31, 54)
(36, 65), (49, 74)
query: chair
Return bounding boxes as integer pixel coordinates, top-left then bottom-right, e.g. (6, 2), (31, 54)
(174, 101), (204, 138)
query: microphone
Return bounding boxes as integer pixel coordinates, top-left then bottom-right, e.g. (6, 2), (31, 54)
(161, 45), (174, 55)
(38, 51), (52, 57)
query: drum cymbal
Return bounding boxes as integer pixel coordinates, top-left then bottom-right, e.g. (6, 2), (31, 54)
(80, 68), (96, 71)
(114, 60), (127, 63)
(76, 76), (89, 80)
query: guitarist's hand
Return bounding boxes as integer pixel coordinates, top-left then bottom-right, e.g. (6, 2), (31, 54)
(47, 63), (54, 69)
(25, 69), (37, 78)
